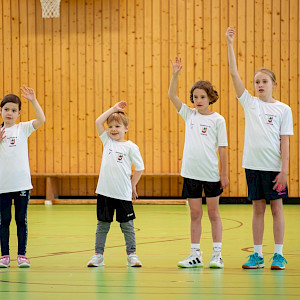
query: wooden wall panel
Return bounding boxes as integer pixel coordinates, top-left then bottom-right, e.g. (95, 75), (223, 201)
(0, 0), (299, 198)
(60, 0), (70, 196)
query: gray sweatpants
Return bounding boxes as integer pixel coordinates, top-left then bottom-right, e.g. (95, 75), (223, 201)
(95, 220), (136, 255)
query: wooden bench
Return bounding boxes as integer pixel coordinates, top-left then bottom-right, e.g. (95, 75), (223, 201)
(31, 173), (181, 204)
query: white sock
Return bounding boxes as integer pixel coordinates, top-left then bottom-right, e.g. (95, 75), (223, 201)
(191, 243), (200, 253)
(274, 244), (283, 256)
(213, 242), (222, 253)
(254, 245), (263, 257)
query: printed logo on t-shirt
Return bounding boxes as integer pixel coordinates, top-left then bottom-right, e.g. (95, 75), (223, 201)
(9, 137), (17, 147)
(200, 125), (210, 136)
(265, 114), (276, 125)
(116, 152), (125, 163)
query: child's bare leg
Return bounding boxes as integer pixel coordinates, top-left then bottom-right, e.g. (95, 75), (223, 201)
(270, 199), (284, 244)
(206, 196), (222, 242)
(188, 198), (203, 243)
(252, 200), (266, 245)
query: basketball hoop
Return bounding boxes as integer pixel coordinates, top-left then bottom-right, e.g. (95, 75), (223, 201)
(40, 0), (61, 18)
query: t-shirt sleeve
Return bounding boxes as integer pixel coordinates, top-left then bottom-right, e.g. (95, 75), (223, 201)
(178, 103), (193, 121)
(99, 131), (109, 146)
(130, 144), (145, 171)
(237, 89), (251, 109)
(21, 120), (36, 137)
(281, 106), (294, 136)
(217, 117), (228, 146)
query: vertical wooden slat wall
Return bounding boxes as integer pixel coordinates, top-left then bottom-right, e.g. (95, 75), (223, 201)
(0, 0), (299, 198)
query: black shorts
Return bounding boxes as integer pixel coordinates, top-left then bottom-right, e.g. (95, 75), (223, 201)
(97, 194), (136, 223)
(245, 169), (289, 201)
(182, 177), (223, 198)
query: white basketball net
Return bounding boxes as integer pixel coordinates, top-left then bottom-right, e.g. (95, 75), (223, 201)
(40, 0), (61, 18)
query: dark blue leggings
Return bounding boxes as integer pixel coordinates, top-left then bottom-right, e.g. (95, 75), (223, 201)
(0, 191), (30, 256)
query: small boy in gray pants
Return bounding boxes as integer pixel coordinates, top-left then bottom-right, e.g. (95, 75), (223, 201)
(87, 101), (144, 267)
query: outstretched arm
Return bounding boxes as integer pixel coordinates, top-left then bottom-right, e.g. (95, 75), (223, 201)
(20, 86), (46, 130)
(95, 101), (127, 136)
(226, 27), (245, 98)
(168, 57), (183, 112)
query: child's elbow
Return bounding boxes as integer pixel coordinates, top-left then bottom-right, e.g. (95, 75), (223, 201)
(168, 92), (174, 100)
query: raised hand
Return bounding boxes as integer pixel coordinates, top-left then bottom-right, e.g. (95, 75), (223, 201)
(170, 56), (183, 75)
(226, 27), (235, 44)
(20, 86), (37, 102)
(113, 101), (127, 112)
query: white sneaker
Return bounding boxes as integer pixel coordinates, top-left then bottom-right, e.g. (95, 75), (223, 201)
(87, 254), (105, 267)
(127, 253), (142, 267)
(209, 251), (224, 268)
(177, 251), (203, 268)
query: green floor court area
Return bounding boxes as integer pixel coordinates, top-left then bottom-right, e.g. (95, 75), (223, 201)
(0, 204), (299, 299)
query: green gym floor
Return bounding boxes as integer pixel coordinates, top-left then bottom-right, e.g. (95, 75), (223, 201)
(0, 204), (299, 300)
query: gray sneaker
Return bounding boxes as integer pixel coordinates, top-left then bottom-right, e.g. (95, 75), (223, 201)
(87, 254), (105, 267)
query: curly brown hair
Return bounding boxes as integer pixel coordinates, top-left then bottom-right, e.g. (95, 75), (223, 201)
(190, 81), (219, 105)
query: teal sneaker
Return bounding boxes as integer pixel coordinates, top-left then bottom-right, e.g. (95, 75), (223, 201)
(242, 253), (264, 269)
(270, 253), (287, 270)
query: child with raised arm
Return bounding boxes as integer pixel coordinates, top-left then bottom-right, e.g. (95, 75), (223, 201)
(0, 87), (46, 268)
(87, 101), (144, 267)
(168, 57), (229, 269)
(226, 27), (293, 270)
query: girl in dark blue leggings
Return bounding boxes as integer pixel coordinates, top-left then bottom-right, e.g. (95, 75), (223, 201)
(0, 87), (45, 268)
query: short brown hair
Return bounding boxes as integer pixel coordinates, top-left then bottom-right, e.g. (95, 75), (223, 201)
(254, 68), (277, 84)
(1, 94), (21, 110)
(190, 81), (219, 104)
(107, 112), (129, 127)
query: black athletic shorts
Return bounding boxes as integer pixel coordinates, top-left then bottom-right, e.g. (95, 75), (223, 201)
(97, 194), (136, 223)
(182, 177), (223, 198)
(245, 169), (289, 201)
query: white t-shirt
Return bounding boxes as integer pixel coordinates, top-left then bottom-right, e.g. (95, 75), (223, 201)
(178, 104), (228, 182)
(238, 89), (294, 171)
(0, 121), (36, 193)
(96, 131), (145, 201)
